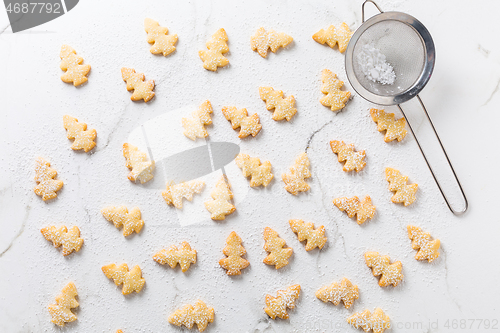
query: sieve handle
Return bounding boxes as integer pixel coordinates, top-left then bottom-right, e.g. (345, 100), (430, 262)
(398, 95), (469, 215)
(362, 0), (383, 23)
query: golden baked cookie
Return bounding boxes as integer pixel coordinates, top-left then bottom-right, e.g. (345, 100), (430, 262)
(168, 300), (214, 332)
(59, 45), (90, 86)
(153, 241), (197, 272)
(48, 282), (78, 327)
(313, 23), (353, 53)
(102, 263), (145, 295)
(333, 196), (375, 224)
(34, 157), (63, 201)
(330, 140), (366, 172)
(370, 108), (407, 142)
(204, 176), (235, 220)
(365, 251), (403, 287)
(219, 231), (249, 275)
(123, 143), (155, 184)
(63, 115), (96, 152)
(264, 284), (301, 320)
(263, 227), (293, 269)
(385, 167), (418, 206)
(320, 69), (350, 111)
(101, 206), (144, 237)
(162, 180), (205, 209)
(289, 219), (327, 251)
(144, 18), (177, 56)
(235, 153), (273, 187)
(41, 226), (83, 256)
(182, 100), (213, 141)
(199, 28), (229, 71)
(222, 106), (262, 138)
(251, 27), (293, 58)
(407, 225), (440, 262)
(259, 86), (297, 121)
(347, 308), (391, 333)
(121, 67), (155, 102)
(282, 152), (311, 195)
(315, 277), (359, 309)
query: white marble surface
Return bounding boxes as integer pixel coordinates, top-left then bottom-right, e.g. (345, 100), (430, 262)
(1, 0), (499, 332)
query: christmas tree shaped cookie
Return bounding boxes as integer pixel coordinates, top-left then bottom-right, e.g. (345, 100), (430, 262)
(162, 180), (205, 209)
(365, 251), (403, 287)
(59, 45), (90, 86)
(121, 67), (155, 102)
(101, 206), (144, 237)
(102, 263), (145, 295)
(235, 153), (273, 187)
(199, 28), (229, 71)
(330, 140), (366, 172)
(63, 115), (97, 152)
(407, 225), (440, 262)
(41, 226), (83, 256)
(333, 196), (376, 224)
(313, 23), (353, 53)
(316, 277), (359, 309)
(289, 219), (327, 251)
(264, 284), (301, 320)
(204, 176), (236, 220)
(259, 86), (297, 121)
(168, 300), (214, 332)
(370, 108), (407, 142)
(320, 69), (350, 111)
(182, 100), (213, 141)
(123, 143), (155, 184)
(219, 231), (249, 275)
(222, 106), (262, 138)
(385, 167), (418, 206)
(282, 152), (311, 195)
(34, 157), (63, 201)
(48, 282), (79, 326)
(347, 308), (391, 333)
(263, 227), (293, 269)
(144, 18), (178, 56)
(251, 27), (293, 58)
(153, 241), (197, 272)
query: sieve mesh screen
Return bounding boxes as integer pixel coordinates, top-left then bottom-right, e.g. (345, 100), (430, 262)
(352, 20), (425, 97)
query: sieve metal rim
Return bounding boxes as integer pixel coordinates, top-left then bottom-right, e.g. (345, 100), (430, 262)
(345, 11), (435, 106)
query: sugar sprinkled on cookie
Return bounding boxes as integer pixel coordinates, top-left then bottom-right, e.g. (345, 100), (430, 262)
(251, 27), (293, 58)
(101, 263), (145, 295)
(63, 115), (96, 152)
(264, 284), (301, 320)
(316, 277), (359, 309)
(153, 241), (197, 272)
(282, 152), (311, 195)
(162, 180), (205, 209)
(320, 69), (351, 112)
(259, 86), (297, 121)
(48, 282), (79, 327)
(59, 45), (90, 86)
(144, 18), (178, 56)
(168, 300), (214, 332)
(199, 28), (229, 71)
(41, 226), (83, 256)
(34, 157), (63, 201)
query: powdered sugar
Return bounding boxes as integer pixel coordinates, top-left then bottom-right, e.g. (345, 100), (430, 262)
(357, 43), (396, 85)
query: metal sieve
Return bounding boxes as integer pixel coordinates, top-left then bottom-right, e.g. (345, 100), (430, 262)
(345, 0), (468, 214)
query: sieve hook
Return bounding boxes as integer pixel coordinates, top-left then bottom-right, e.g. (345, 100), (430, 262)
(362, 0), (383, 23)
(397, 96), (468, 215)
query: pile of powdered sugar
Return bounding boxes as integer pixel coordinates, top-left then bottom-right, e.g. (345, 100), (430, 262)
(357, 43), (396, 85)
